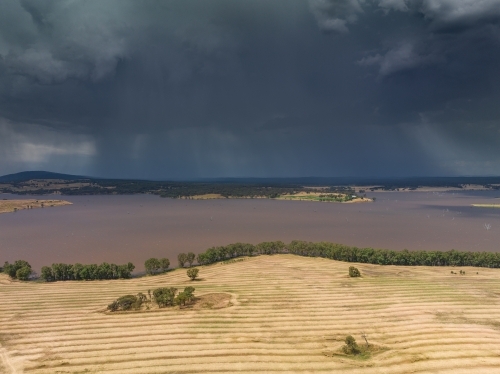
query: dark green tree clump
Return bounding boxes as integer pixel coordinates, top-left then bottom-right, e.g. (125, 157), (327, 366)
(40, 262), (134, 282)
(342, 335), (361, 355)
(187, 268), (199, 280)
(153, 287), (178, 307)
(175, 286), (196, 307)
(107, 294), (144, 312)
(186, 252), (196, 267)
(349, 266), (361, 277)
(178, 253), (188, 268)
(109, 287), (196, 312)
(2, 260), (32, 280)
(144, 257), (169, 275)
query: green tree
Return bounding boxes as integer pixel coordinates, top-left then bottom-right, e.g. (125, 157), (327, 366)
(72, 263), (84, 280)
(178, 253), (188, 268)
(349, 266), (361, 277)
(16, 266), (32, 281)
(145, 258), (161, 275)
(186, 252), (196, 267)
(175, 292), (188, 307)
(159, 258), (170, 272)
(3, 260), (32, 279)
(40, 266), (54, 282)
(183, 286), (195, 303)
(153, 287), (177, 308)
(187, 268), (199, 280)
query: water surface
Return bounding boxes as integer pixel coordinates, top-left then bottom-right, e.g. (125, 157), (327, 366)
(1, 191), (499, 271)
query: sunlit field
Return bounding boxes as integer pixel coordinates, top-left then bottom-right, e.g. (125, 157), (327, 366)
(2, 255), (500, 373)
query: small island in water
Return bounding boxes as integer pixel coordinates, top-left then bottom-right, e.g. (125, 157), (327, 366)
(0, 199), (72, 214)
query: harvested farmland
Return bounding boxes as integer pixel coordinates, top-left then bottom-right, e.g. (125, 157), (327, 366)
(1, 255), (500, 373)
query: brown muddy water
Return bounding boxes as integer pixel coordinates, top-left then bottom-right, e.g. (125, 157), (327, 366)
(1, 191), (499, 272)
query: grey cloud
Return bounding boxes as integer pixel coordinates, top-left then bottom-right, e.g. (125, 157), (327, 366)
(357, 42), (443, 75)
(0, 0), (499, 178)
(377, 0), (500, 29)
(308, 0), (364, 33)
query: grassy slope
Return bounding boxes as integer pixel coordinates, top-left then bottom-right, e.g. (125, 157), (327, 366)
(1, 255), (500, 373)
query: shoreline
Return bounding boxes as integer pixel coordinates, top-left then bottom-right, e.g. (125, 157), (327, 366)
(0, 199), (72, 214)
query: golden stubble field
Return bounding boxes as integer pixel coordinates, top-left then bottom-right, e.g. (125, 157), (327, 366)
(1, 255), (500, 374)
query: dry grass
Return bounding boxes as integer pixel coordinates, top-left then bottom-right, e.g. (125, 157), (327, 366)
(472, 204), (500, 208)
(277, 192), (372, 203)
(1, 255), (500, 373)
(184, 194), (225, 200)
(0, 199), (72, 214)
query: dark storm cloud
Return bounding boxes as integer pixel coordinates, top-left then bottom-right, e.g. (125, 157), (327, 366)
(0, 0), (499, 178)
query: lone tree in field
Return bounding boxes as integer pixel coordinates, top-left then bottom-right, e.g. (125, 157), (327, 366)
(187, 268), (199, 280)
(186, 252), (196, 267)
(178, 253), (188, 268)
(349, 266), (361, 277)
(342, 335), (360, 355)
(145, 258), (161, 275)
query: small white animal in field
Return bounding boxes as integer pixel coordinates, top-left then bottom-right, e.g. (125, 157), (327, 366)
(484, 223), (492, 231)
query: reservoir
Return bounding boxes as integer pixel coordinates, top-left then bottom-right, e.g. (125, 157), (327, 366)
(1, 191), (499, 271)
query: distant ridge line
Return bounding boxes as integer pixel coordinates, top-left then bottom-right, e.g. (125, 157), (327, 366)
(0, 171), (89, 183)
(1, 170), (500, 186)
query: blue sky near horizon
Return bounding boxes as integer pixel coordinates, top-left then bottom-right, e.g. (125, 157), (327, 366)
(1, 0), (499, 179)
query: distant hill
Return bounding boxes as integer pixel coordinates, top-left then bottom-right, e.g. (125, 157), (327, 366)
(0, 171), (89, 183)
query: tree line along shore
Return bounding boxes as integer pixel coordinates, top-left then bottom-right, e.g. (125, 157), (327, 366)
(3, 240), (500, 282)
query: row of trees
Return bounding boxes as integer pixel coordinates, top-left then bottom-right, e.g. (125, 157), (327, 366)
(5, 238), (500, 283)
(177, 252), (196, 267)
(144, 258), (170, 275)
(196, 242), (285, 265)
(108, 286), (195, 311)
(41, 262), (135, 281)
(194, 240), (500, 268)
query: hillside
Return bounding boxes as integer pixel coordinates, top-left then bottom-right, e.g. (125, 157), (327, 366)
(1, 255), (500, 373)
(0, 171), (87, 183)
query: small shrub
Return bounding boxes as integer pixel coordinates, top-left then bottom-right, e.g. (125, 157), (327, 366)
(187, 268), (199, 280)
(349, 266), (361, 277)
(342, 335), (361, 355)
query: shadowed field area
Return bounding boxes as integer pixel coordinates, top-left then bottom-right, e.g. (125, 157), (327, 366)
(1, 255), (500, 373)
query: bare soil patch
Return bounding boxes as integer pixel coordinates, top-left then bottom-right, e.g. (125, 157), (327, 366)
(192, 292), (233, 309)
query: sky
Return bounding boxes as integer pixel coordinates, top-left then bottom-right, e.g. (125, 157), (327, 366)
(0, 0), (500, 179)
